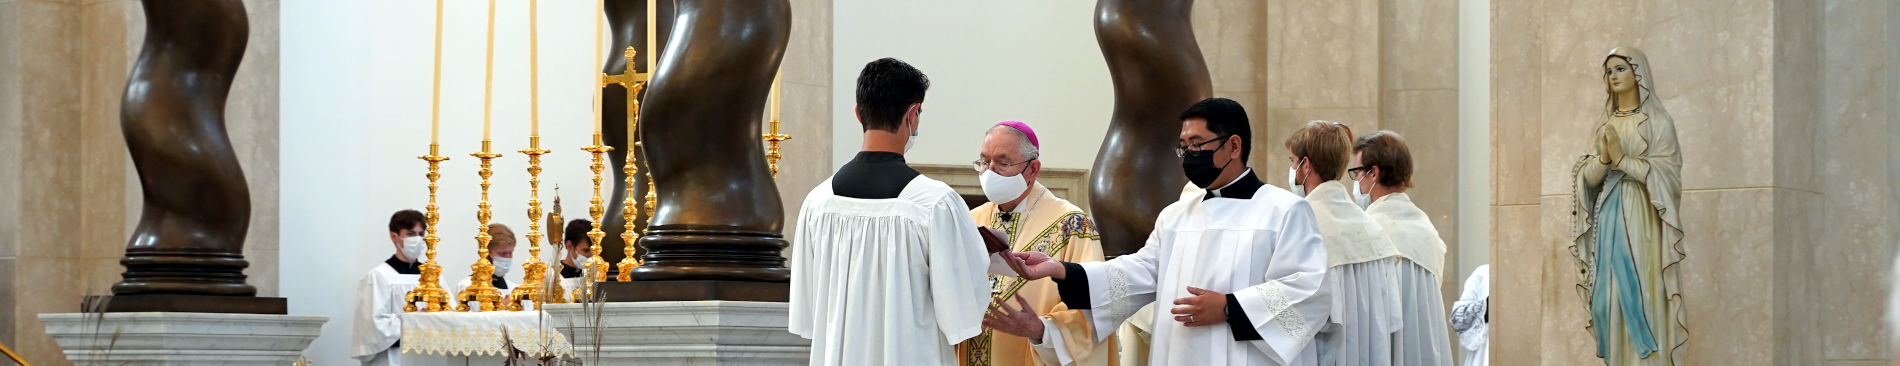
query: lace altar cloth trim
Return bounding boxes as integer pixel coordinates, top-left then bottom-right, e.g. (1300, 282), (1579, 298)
(400, 311), (574, 358)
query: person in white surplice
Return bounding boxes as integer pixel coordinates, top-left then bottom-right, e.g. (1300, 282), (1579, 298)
(1005, 98), (1333, 366)
(352, 209), (427, 366)
(1284, 121), (1405, 366)
(789, 57), (1018, 366)
(450, 223), (516, 298)
(1351, 130), (1454, 365)
(1450, 265), (1489, 366)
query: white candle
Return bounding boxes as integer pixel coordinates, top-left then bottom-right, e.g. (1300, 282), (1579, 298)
(430, 0), (444, 144)
(528, 0), (539, 136)
(769, 72), (781, 122)
(481, 0), (497, 142)
(646, 0), (656, 74)
(592, 0), (605, 134)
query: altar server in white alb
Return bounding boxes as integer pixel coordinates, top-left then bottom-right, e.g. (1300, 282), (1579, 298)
(1451, 265), (1489, 366)
(1351, 130), (1454, 365)
(790, 57), (1015, 365)
(1285, 121), (1405, 366)
(451, 223), (517, 298)
(1008, 98), (1332, 366)
(352, 209), (428, 366)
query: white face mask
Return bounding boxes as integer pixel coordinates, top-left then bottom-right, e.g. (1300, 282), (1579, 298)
(401, 235), (426, 262)
(1286, 167), (1307, 197)
(903, 122), (919, 154)
(1351, 178), (1372, 209)
(491, 255), (513, 278)
(979, 168), (1030, 207)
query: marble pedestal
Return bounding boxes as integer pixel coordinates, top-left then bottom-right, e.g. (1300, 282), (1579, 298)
(39, 312), (327, 366)
(544, 301), (810, 365)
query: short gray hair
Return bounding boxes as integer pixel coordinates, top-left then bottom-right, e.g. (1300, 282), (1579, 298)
(985, 124), (1040, 161)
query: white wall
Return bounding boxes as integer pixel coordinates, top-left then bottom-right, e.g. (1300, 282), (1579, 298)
(281, 0), (605, 363)
(1456, 0), (1492, 283)
(831, 0), (1112, 170)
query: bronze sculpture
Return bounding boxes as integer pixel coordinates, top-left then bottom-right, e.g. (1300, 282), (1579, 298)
(627, 0), (791, 283)
(107, 0), (282, 313)
(1087, 0), (1212, 257)
(598, 0), (677, 273)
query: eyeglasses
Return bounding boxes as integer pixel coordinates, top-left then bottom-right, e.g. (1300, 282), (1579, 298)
(1175, 134), (1233, 157)
(972, 158), (1036, 173)
(1347, 166), (1371, 180)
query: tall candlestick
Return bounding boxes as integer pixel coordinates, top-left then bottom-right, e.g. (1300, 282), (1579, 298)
(509, 0), (551, 312)
(429, 0), (444, 144)
(646, 0), (657, 73)
(480, 0), (497, 141)
(593, 0), (605, 134)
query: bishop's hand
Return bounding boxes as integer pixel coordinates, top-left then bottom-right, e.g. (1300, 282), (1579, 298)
(983, 295), (1045, 343)
(1011, 252), (1064, 280)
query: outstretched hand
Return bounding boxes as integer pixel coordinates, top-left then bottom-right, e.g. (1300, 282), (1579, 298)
(983, 295), (1045, 343)
(1010, 252), (1065, 280)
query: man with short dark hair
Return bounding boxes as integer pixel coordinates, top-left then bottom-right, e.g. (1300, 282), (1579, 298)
(1007, 97), (1333, 366)
(352, 209), (428, 366)
(555, 219), (594, 294)
(1353, 130), (1453, 365)
(790, 58), (1005, 366)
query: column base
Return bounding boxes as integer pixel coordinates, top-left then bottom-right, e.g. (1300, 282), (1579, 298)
(545, 301), (809, 365)
(38, 312), (326, 366)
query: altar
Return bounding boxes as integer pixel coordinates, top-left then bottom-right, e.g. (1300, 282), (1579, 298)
(398, 311), (575, 364)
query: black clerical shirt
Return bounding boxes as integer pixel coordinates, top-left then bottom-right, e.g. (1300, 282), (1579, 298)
(832, 151), (920, 199)
(560, 261), (583, 279)
(1053, 169), (1270, 341)
(385, 255), (421, 275)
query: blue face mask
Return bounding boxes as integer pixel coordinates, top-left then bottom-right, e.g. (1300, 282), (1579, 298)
(904, 122), (919, 154)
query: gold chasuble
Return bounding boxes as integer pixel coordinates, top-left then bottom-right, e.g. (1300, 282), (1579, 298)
(957, 184), (1118, 366)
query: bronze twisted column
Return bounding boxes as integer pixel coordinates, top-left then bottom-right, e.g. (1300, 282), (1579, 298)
(106, 0), (282, 313)
(626, 0), (790, 285)
(599, 0), (676, 276)
(1088, 0), (1211, 257)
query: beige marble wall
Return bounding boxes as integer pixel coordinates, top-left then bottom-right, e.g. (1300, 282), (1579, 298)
(1490, 0), (1895, 364)
(0, 0), (279, 364)
(774, 0), (831, 244)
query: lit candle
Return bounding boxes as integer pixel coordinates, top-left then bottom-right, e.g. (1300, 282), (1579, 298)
(430, 0), (444, 144)
(528, 0), (539, 136)
(481, 0), (497, 142)
(646, 0), (656, 74)
(769, 71), (781, 122)
(592, 0), (604, 134)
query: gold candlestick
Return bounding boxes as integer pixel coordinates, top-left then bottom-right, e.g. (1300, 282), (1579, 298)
(644, 170), (656, 227)
(603, 47), (650, 282)
(764, 117), (791, 179)
(405, 145), (452, 312)
(508, 137), (552, 310)
(578, 134), (614, 301)
(458, 141), (505, 312)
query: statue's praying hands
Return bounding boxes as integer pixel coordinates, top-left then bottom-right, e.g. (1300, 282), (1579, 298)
(1597, 124), (1624, 165)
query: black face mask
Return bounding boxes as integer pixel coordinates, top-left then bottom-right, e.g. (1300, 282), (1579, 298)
(1181, 140), (1234, 189)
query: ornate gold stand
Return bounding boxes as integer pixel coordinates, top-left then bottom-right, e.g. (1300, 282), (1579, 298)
(507, 136), (551, 310)
(405, 144), (451, 312)
(763, 117), (790, 179)
(577, 134), (614, 301)
(603, 47), (650, 282)
(457, 140), (505, 312)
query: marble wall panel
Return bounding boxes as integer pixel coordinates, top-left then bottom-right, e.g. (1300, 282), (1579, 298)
(1197, 0), (1264, 94)
(77, 0), (129, 266)
(0, 1), (16, 262)
(14, 257), (75, 366)
(782, 0), (829, 87)
(1677, 188), (1779, 365)
(1774, 0), (1824, 194)
(1489, 204), (1541, 365)
(1774, 188), (1823, 366)
(1266, 0), (1379, 110)
(1818, 0), (1893, 359)
(1489, 0), (1541, 207)
(0, 258), (14, 347)
(1380, 0), (1457, 91)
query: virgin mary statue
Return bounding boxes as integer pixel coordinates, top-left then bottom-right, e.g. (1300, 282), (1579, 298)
(1570, 47), (1687, 365)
